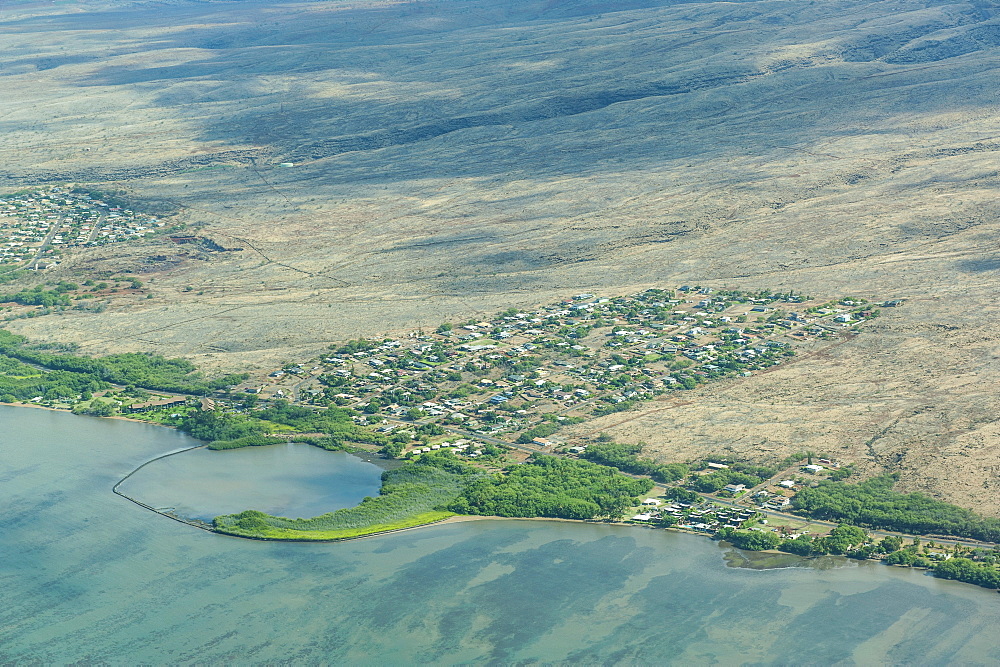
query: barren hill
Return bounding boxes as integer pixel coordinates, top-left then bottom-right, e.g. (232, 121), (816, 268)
(3, 0), (1000, 510)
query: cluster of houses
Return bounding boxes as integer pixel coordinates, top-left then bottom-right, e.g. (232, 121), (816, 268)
(632, 498), (759, 532)
(747, 460), (842, 509)
(252, 287), (885, 443)
(403, 438), (486, 458)
(0, 186), (164, 267)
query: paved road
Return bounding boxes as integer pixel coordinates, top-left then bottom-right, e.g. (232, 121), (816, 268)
(83, 213), (105, 244)
(27, 221), (61, 268)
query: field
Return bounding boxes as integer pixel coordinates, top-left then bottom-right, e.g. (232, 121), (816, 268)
(2, 0), (1000, 512)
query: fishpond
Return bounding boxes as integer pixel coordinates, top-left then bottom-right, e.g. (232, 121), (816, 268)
(2, 405), (1000, 664)
(117, 442), (385, 522)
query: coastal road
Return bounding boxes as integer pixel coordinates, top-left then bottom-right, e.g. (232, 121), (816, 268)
(702, 493), (996, 549)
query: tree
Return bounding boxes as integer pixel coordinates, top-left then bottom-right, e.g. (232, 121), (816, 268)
(450, 455), (652, 520)
(885, 549), (918, 566)
(717, 527), (781, 551)
(405, 407), (426, 421)
(780, 535), (814, 556)
(933, 558), (1000, 589)
(73, 399), (117, 417)
(381, 441), (405, 458)
(879, 535), (904, 553)
(815, 524), (867, 555)
(179, 409), (265, 442)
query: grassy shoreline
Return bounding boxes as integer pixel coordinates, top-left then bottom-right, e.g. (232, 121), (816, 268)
(214, 510), (457, 541)
(212, 459), (475, 540)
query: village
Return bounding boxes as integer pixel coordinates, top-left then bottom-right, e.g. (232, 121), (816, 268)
(4, 277), (988, 569)
(0, 185), (166, 268)
(246, 286), (893, 460)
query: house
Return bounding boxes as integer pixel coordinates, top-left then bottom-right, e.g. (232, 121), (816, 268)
(834, 314), (852, 323)
(803, 464), (824, 473)
(706, 462), (729, 470)
(641, 498), (662, 507)
(632, 513), (652, 521)
(723, 483), (747, 494)
(125, 397), (187, 414)
(779, 480), (796, 489)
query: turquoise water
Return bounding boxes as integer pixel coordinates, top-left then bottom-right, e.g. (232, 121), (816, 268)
(2, 405), (1000, 664)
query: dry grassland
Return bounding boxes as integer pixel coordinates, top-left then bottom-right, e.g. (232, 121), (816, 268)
(3, 0), (1000, 509)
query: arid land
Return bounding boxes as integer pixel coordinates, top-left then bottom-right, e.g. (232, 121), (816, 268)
(3, 0), (1000, 510)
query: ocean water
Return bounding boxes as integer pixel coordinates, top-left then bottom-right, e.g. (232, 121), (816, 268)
(2, 404), (999, 664)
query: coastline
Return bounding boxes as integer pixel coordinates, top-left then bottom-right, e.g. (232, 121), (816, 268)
(6, 402), (998, 592)
(0, 400), (160, 426)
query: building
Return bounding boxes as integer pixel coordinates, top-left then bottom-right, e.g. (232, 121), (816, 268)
(126, 397), (187, 414)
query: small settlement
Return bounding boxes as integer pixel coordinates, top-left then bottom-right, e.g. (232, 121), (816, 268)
(249, 287), (885, 457)
(0, 186), (165, 268)
(625, 457), (845, 537)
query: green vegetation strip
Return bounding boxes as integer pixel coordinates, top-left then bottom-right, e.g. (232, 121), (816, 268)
(581, 441), (689, 483)
(180, 400), (386, 452)
(217, 510), (457, 541)
(0, 329), (247, 397)
(207, 435), (285, 450)
(791, 474), (1000, 543)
